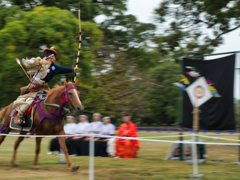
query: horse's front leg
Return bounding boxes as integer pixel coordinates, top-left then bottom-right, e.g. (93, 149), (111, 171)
(12, 132), (27, 167)
(33, 137), (42, 169)
(58, 130), (79, 171)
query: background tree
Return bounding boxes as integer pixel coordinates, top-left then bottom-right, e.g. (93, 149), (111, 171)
(153, 0), (240, 60)
(3, 0), (127, 22)
(0, 5), (102, 107)
(143, 60), (180, 125)
(1, 0), (239, 125)
(78, 47), (160, 124)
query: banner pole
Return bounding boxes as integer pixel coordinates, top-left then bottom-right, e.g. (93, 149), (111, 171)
(192, 133), (198, 175)
(193, 102), (199, 175)
(238, 65), (240, 163)
(189, 100), (204, 178)
(234, 53), (240, 165)
(237, 60), (240, 164)
(179, 58), (184, 161)
(185, 51), (240, 59)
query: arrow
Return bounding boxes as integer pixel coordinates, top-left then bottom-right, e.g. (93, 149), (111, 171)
(16, 58), (31, 81)
(128, 75), (164, 87)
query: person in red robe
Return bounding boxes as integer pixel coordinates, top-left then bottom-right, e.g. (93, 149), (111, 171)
(115, 114), (140, 158)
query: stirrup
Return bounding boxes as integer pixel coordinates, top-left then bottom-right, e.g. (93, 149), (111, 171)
(15, 114), (26, 126)
(19, 119), (26, 126)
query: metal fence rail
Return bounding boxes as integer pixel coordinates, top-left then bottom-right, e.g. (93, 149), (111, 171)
(0, 133), (240, 180)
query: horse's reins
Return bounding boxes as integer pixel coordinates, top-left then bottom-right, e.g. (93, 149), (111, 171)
(44, 98), (70, 113)
(30, 86), (77, 135)
(43, 85), (78, 112)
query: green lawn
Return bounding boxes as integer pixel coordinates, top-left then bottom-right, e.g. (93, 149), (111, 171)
(0, 132), (240, 180)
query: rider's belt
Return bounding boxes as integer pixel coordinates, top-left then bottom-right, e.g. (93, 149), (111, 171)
(31, 82), (43, 88)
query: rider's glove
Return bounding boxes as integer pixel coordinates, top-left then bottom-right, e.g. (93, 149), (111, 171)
(74, 67), (79, 73)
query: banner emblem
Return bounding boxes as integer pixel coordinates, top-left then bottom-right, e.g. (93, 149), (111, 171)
(194, 86), (205, 99)
(186, 77), (213, 107)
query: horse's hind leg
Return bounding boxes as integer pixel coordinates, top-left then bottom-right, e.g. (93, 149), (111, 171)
(0, 127), (11, 146)
(33, 137), (42, 169)
(11, 132), (27, 167)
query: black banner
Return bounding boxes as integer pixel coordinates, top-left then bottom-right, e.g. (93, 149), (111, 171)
(182, 54), (235, 130)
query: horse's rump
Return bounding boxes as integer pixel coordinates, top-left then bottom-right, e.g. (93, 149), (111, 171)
(0, 104), (11, 124)
(0, 103), (14, 132)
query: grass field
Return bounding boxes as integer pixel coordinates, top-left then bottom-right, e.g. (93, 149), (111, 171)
(0, 132), (240, 180)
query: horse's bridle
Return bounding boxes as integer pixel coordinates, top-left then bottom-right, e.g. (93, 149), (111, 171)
(44, 86), (77, 111)
(62, 86), (77, 104)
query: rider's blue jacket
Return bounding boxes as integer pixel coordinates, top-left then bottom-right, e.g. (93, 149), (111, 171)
(42, 63), (74, 83)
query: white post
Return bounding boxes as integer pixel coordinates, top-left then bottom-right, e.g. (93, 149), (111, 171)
(89, 133), (95, 180)
(57, 148), (67, 164)
(60, 148), (65, 161)
(192, 133), (198, 175)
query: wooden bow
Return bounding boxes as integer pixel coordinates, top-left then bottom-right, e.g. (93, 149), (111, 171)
(74, 2), (81, 82)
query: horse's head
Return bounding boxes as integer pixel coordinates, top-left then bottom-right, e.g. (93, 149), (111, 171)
(63, 79), (84, 115)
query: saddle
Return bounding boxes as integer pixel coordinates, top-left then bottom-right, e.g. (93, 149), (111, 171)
(10, 93), (47, 132)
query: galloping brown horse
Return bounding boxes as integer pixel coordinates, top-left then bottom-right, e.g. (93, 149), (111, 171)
(0, 79), (84, 171)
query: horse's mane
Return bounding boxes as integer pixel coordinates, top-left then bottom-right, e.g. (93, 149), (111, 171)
(47, 82), (77, 98)
(47, 84), (65, 98)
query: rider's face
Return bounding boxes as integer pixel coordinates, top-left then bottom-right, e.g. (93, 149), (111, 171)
(47, 55), (56, 64)
(51, 55), (56, 63)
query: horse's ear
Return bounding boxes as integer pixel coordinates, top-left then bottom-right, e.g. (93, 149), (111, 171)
(74, 79), (78, 86)
(63, 79), (67, 86)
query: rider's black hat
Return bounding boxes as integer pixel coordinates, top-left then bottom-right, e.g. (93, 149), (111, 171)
(43, 46), (58, 57)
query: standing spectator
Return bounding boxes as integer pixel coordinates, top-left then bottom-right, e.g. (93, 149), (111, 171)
(115, 114), (140, 158)
(48, 115), (76, 154)
(82, 113), (103, 155)
(66, 114), (90, 156)
(95, 117), (116, 157)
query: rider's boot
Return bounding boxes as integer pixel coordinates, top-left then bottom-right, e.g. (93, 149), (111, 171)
(14, 113), (25, 125)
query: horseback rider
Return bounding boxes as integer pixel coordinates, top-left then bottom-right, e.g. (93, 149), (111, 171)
(13, 47), (79, 125)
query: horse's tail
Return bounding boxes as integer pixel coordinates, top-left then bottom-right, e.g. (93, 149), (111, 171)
(0, 105), (11, 126)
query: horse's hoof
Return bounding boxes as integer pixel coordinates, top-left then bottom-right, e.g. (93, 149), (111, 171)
(71, 165), (79, 172)
(11, 161), (19, 167)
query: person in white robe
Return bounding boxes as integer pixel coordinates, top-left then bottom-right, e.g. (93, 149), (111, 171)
(94, 117), (116, 157)
(73, 115), (90, 137)
(89, 113), (103, 134)
(65, 115), (90, 156)
(82, 113), (103, 155)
